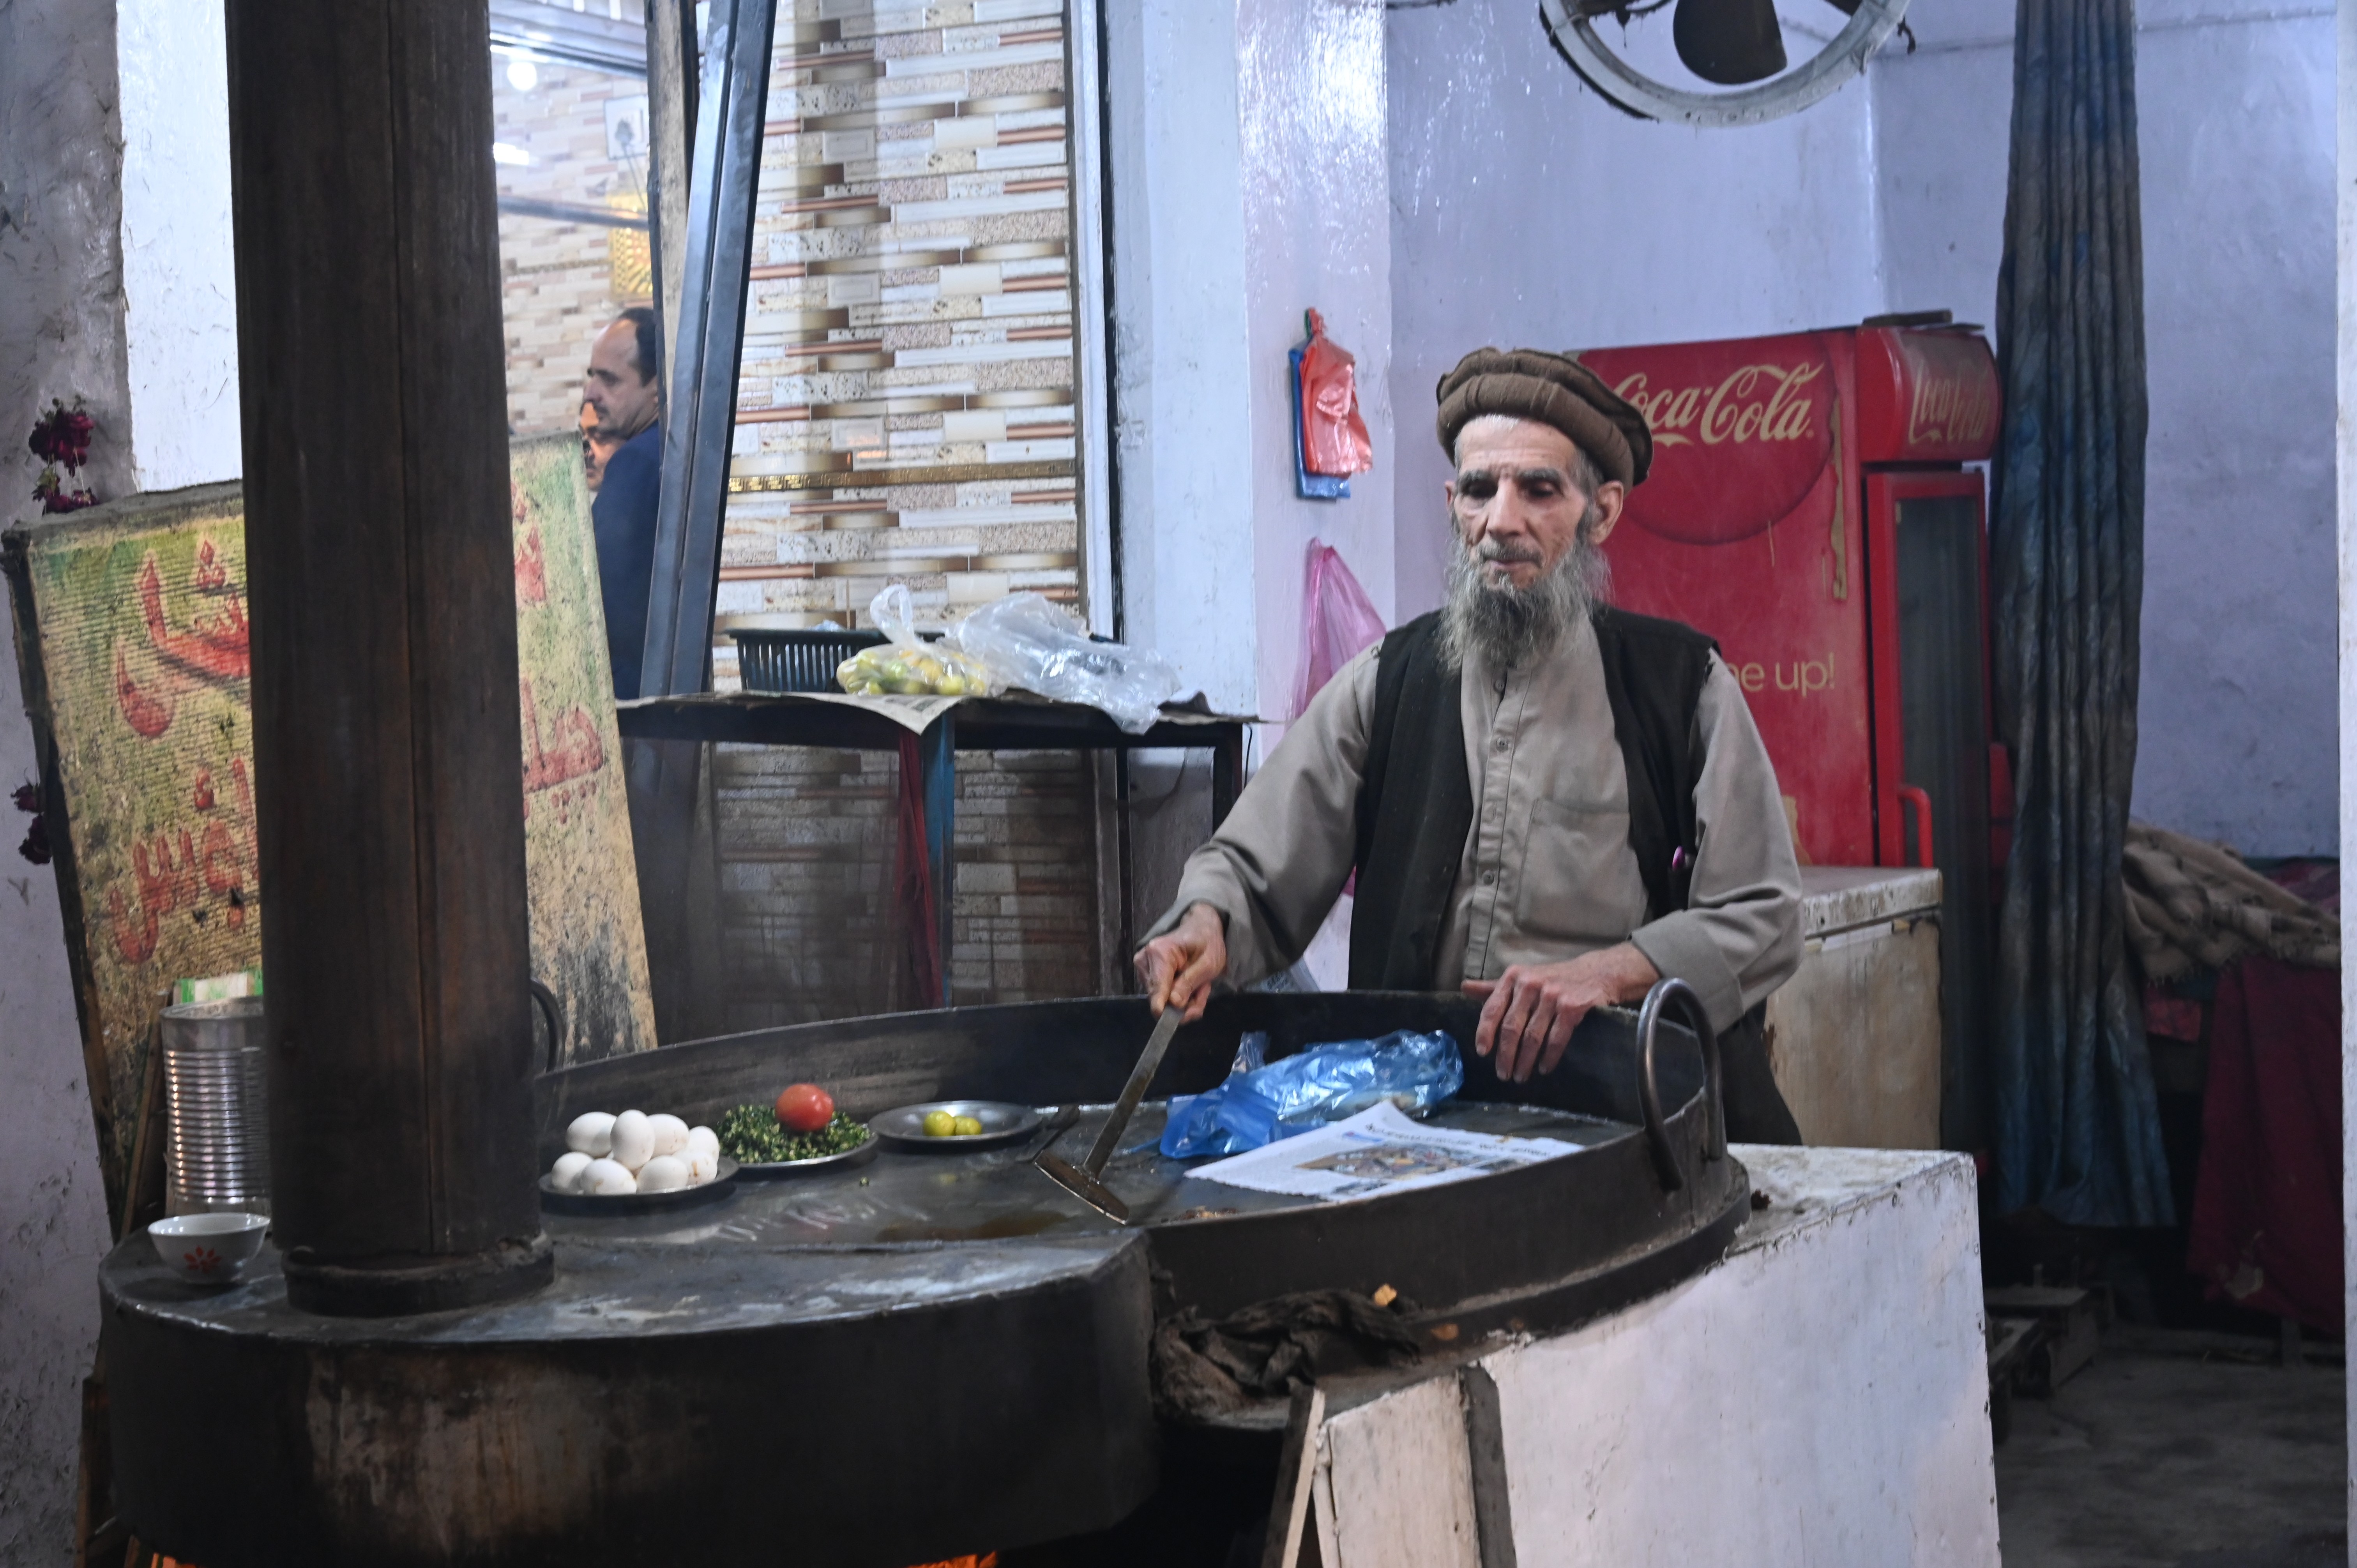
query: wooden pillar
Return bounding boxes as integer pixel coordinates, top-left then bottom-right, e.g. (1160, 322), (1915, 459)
(223, 0), (550, 1314)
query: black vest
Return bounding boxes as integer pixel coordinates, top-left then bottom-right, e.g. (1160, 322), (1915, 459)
(1346, 606), (1718, 990)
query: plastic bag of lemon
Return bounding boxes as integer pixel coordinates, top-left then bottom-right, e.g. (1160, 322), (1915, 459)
(835, 642), (991, 697)
(837, 583), (995, 696)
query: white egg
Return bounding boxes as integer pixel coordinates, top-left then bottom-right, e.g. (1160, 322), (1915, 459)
(684, 1146), (718, 1185)
(686, 1125), (720, 1160)
(610, 1109), (654, 1172)
(647, 1112), (690, 1158)
(580, 1157), (636, 1195)
(565, 1111), (616, 1157)
(637, 1155), (691, 1193)
(550, 1151), (594, 1192)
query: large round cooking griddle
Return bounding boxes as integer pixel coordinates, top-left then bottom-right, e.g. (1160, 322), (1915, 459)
(100, 992), (1746, 1568)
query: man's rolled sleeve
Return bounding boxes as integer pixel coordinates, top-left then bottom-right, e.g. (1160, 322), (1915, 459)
(1626, 655), (1804, 1033)
(1627, 915), (1747, 1035)
(1145, 646), (1381, 988)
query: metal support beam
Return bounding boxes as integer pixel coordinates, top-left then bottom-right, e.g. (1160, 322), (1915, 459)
(626, 0), (773, 1042)
(918, 716), (958, 1008)
(224, 0), (551, 1315)
(641, 0), (775, 699)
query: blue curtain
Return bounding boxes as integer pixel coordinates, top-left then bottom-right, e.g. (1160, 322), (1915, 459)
(1989, 0), (2172, 1226)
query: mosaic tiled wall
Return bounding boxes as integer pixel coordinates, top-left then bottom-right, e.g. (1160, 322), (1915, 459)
(494, 54), (653, 436)
(716, 0), (1084, 677)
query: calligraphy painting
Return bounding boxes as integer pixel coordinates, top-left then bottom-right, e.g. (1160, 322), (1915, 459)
(7, 440), (654, 1214)
(507, 433), (657, 1067)
(5, 484), (260, 1211)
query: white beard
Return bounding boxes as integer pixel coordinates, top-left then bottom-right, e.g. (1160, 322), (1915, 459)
(1439, 528), (1612, 672)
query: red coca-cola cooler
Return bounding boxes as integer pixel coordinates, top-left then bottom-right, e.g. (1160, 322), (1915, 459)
(1582, 322), (2001, 1147)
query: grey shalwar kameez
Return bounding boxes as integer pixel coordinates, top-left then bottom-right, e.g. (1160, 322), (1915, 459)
(1152, 614), (1803, 1038)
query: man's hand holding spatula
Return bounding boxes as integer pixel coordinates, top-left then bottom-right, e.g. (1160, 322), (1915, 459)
(1134, 901), (1227, 1022)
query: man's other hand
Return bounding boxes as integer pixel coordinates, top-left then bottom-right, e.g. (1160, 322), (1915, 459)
(1134, 902), (1227, 1022)
(1462, 944), (1661, 1083)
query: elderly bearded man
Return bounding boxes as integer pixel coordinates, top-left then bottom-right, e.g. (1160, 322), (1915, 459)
(1135, 348), (1805, 1142)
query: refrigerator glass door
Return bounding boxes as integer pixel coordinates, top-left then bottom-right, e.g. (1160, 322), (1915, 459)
(1866, 470), (1994, 1149)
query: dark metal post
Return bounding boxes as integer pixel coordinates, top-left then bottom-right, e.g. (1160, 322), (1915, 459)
(642, 0), (776, 699)
(626, 0), (776, 1040)
(919, 717), (957, 1007)
(224, 0), (551, 1314)
(1211, 729), (1244, 827)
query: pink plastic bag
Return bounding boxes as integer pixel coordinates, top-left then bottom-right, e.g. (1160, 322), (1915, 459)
(1298, 309), (1374, 479)
(1291, 539), (1386, 720)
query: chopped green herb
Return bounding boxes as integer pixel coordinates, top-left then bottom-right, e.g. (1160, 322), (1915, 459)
(718, 1104), (869, 1164)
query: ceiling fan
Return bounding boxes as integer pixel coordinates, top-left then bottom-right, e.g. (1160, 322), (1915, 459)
(1539, 0), (1911, 127)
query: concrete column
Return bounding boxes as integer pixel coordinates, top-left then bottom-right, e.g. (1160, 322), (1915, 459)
(2335, 0), (2355, 1532)
(0, 0), (134, 1549)
(1237, 0), (1397, 715)
(1104, 0), (1261, 717)
(1104, 0), (1396, 725)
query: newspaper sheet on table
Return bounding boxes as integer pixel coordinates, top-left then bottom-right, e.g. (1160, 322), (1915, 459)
(623, 688), (1252, 737)
(1188, 1103), (1580, 1201)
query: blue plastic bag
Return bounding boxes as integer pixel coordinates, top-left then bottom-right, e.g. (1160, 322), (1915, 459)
(1159, 1030), (1465, 1159)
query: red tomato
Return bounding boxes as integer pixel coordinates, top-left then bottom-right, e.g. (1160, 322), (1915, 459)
(776, 1083), (834, 1133)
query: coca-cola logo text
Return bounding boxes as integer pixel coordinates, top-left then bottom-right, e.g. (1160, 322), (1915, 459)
(1582, 337), (1835, 547)
(1613, 362), (1823, 448)
(1906, 369), (1996, 449)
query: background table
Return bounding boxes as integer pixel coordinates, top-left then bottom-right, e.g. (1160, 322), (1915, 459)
(617, 691), (1251, 1008)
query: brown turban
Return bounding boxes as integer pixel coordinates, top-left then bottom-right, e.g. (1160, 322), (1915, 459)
(1435, 348), (1654, 487)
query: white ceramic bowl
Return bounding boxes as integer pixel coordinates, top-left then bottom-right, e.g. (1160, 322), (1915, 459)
(147, 1212), (270, 1284)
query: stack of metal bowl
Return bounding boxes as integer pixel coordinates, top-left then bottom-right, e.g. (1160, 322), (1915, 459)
(160, 998), (270, 1215)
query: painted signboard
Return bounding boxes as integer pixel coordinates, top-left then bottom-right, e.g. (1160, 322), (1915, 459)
(1583, 330), (1874, 866)
(507, 435), (660, 1068)
(1579, 326), (1999, 871)
(5, 436), (653, 1217)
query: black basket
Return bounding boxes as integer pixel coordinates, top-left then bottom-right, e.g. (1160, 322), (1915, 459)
(728, 627), (944, 694)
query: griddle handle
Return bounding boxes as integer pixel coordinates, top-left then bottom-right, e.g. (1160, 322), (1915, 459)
(1634, 978), (1724, 1194)
(531, 979), (566, 1075)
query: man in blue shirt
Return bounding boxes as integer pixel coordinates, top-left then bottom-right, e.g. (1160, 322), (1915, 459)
(585, 307), (663, 697)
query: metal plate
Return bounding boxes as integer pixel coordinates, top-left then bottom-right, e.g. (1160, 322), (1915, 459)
(537, 1157), (740, 1214)
(873, 1100), (1045, 1151)
(736, 1131), (880, 1178)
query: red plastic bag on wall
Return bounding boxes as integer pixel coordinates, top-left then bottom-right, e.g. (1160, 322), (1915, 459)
(1290, 539), (1386, 720)
(1298, 309), (1374, 479)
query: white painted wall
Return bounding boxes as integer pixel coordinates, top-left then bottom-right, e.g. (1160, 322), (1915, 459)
(1315, 1147), (1998, 1567)
(1108, 0), (1398, 722)
(2335, 0), (2354, 1539)
(1877, 0), (2339, 856)
(1384, 0), (1889, 620)
(1239, 0), (1397, 714)
(115, 0), (241, 494)
(1869, 0), (2012, 330)
(1104, 0), (1262, 716)
(0, 1), (130, 1557)
(2136, 3), (2336, 855)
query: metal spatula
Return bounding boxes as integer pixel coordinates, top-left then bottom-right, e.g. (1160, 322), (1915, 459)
(1035, 1004), (1185, 1224)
